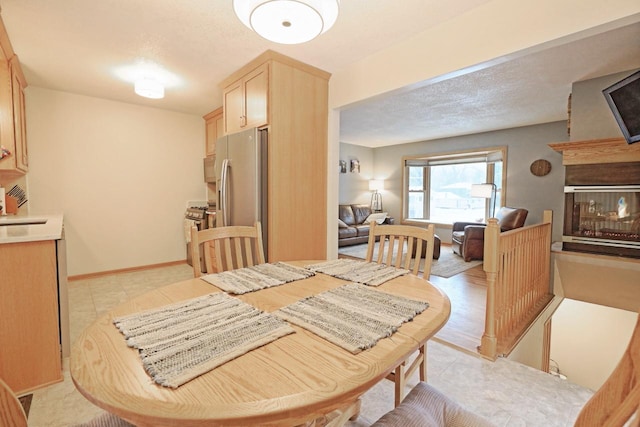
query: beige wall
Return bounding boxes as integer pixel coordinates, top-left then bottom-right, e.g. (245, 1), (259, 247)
(25, 87), (206, 276)
(550, 299), (636, 390)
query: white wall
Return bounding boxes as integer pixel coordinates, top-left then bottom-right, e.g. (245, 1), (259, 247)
(25, 87), (206, 276)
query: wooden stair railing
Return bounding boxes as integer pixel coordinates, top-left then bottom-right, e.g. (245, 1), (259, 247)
(479, 210), (555, 360)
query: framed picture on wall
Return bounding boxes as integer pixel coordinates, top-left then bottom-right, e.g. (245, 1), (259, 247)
(339, 160), (347, 173)
(350, 159), (360, 173)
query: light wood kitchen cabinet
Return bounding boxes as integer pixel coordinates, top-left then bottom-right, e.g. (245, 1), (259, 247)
(0, 239), (63, 394)
(0, 17), (28, 180)
(203, 107), (223, 157)
(220, 51), (330, 262)
(223, 62), (268, 135)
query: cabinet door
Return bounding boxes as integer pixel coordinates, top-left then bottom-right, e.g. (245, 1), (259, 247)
(0, 240), (62, 394)
(243, 63), (268, 129)
(204, 107), (223, 156)
(224, 81), (244, 135)
(205, 119), (216, 157)
(216, 114), (224, 139)
(223, 63), (268, 135)
(10, 59), (27, 172)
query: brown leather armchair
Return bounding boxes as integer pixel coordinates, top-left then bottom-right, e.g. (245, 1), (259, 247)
(451, 207), (528, 262)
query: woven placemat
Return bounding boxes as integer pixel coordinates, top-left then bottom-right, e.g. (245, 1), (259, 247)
(305, 259), (409, 286)
(113, 293), (295, 388)
(275, 283), (428, 354)
(201, 262), (315, 294)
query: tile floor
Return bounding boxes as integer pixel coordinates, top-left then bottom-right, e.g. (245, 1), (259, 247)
(25, 264), (594, 426)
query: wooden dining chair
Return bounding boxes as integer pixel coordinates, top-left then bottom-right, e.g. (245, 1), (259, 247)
(365, 222), (436, 407)
(0, 378), (27, 427)
(190, 222), (266, 277)
(373, 310), (640, 426)
(0, 377), (133, 427)
(366, 222), (435, 277)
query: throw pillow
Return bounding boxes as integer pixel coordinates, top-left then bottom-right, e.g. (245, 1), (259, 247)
(365, 212), (388, 224)
(337, 218), (349, 228)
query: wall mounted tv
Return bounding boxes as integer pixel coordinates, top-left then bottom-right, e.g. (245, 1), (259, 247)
(602, 70), (640, 145)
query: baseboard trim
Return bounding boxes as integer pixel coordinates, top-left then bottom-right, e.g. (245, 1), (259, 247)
(69, 259), (188, 281)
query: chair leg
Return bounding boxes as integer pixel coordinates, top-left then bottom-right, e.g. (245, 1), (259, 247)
(419, 344), (427, 382)
(394, 363), (406, 407)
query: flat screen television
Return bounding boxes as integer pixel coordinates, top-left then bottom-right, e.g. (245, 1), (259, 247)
(602, 70), (640, 145)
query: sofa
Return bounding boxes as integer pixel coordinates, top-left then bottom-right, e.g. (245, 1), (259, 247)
(338, 204), (393, 247)
(451, 206), (528, 262)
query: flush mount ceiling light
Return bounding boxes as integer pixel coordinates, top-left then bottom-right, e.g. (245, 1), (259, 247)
(134, 77), (164, 99)
(233, 0), (339, 44)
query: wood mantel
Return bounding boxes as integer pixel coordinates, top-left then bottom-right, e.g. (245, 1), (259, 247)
(549, 137), (640, 165)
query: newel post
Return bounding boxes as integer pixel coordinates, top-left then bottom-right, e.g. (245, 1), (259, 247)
(479, 218), (500, 359)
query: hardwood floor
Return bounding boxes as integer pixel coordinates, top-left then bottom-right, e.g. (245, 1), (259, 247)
(427, 263), (487, 356)
(339, 247), (488, 356)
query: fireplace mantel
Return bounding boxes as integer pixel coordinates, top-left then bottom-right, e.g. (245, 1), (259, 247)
(549, 137), (640, 165)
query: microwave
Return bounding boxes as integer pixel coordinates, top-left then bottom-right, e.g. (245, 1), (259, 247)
(203, 156), (216, 183)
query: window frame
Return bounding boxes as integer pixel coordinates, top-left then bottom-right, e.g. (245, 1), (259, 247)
(401, 146), (508, 225)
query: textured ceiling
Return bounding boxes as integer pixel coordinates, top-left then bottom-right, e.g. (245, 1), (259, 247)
(1, 1), (639, 147)
(341, 21), (640, 146)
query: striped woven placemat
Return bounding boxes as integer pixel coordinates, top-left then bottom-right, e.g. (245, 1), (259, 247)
(201, 262), (315, 294)
(305, 259), (409, 286)
(113, 292), (295, 388)
(275, 283), (429, 354)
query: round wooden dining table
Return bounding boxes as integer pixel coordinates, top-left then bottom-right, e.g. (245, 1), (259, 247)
(70, 261), (451, 427)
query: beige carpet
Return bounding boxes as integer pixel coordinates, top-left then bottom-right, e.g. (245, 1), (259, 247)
(338, 243), (482, 278)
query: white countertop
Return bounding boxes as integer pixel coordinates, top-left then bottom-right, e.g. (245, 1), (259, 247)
(0, 214), (64, 244)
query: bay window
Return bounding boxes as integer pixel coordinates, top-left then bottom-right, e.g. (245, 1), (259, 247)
(403, 148), (506, 224)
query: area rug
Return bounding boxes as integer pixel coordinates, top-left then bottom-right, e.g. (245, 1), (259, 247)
(338, 243), (482, 278)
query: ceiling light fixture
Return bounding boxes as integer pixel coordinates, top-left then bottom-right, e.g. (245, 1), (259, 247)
(134, 77), (164, 99)
(233, 0), (339, 45)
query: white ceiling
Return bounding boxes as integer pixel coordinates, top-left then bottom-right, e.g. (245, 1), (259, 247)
(2, 1), (639, 148)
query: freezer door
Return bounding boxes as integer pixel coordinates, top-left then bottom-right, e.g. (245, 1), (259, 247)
(215, 135), (227, 227)
(226, 128), (264, 227)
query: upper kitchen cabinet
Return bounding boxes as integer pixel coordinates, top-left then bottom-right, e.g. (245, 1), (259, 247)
(220, 50), (330, 262)
(222, 62), (268, 135)
(0, 16), (28, 180)
(203, 107), (224, 157)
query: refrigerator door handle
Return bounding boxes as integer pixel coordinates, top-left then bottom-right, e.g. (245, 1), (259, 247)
(220, 158), (230, 226)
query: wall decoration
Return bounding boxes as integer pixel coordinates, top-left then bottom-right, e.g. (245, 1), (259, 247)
(339, 160), (347, 173)
(530, 159), (552, 177)
(350, 159), (360, 173)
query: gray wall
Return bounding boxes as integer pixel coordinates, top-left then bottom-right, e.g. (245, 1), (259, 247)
(571, 68), (639, 141)
(338, 143), (374, 205)
(367, 121), (569, 242)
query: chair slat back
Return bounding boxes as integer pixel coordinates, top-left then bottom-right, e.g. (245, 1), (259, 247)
(190, 222), (265, 277)
(574, 311), (640, 427)
(0, 378), (28, 427)
(366, 222), (435, 277)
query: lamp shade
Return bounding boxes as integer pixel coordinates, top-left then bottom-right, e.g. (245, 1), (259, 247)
(470, 183), (494, 199)
(369, 180), (384, 192)
(233, 0), (339, 44)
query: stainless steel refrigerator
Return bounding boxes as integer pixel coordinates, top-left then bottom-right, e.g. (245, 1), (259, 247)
(215, 127), (268, 255)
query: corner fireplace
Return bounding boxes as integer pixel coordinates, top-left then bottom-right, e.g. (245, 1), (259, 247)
(550, 138), (640, 259)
